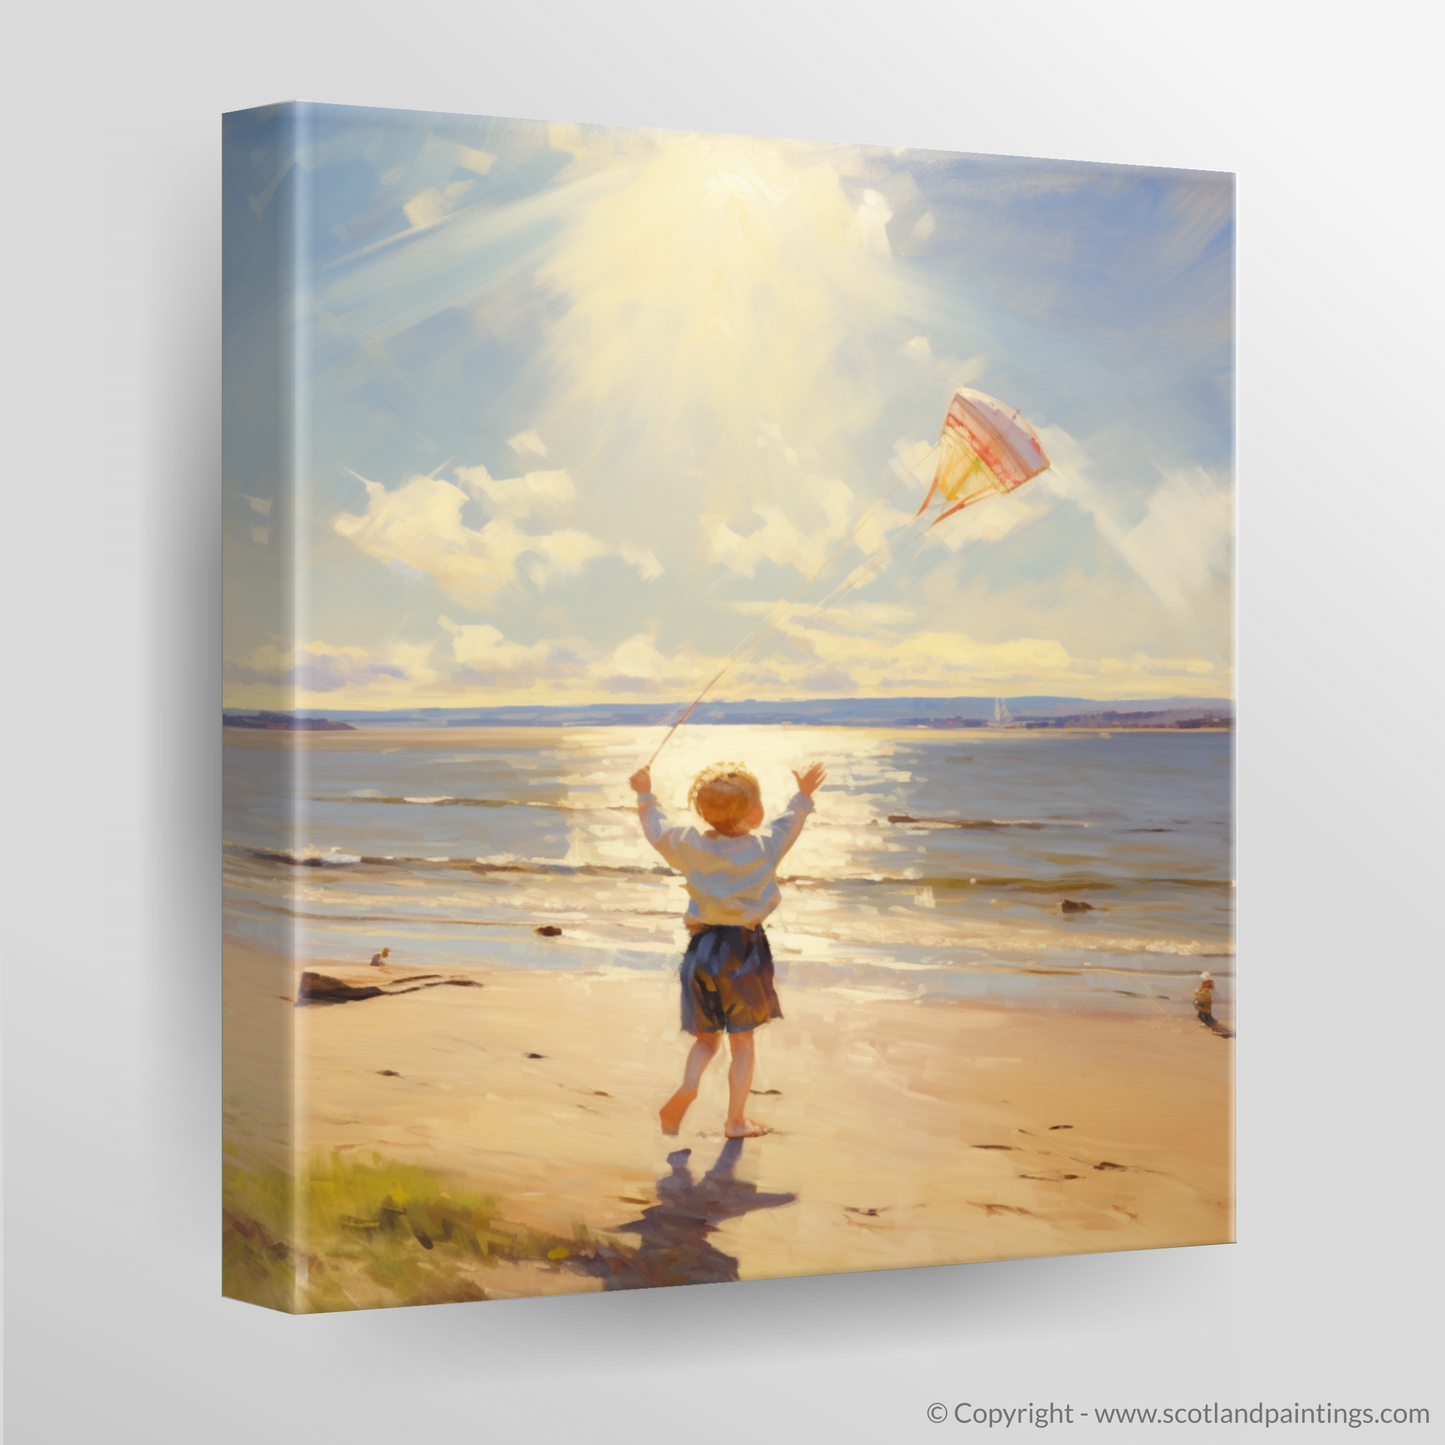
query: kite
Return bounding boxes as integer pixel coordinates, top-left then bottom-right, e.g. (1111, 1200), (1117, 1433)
(646, 387), (1050, 763)
(916, 388), (1051, 527)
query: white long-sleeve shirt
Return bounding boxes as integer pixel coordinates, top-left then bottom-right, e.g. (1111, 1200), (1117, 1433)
(637, 790), (815, 928)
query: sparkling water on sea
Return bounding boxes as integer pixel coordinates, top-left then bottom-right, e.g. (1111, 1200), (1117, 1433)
(223, 724), (1233, 1015)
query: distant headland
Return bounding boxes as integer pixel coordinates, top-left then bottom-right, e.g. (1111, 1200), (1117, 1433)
(222, 711), (356, 731)
(221, 696), (1232, 731)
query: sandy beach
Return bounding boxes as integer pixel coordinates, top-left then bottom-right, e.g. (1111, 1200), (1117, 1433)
(224, 937), (1232, 1308)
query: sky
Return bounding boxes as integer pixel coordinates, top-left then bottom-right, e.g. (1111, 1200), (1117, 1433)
(223, 103), (1233, 711)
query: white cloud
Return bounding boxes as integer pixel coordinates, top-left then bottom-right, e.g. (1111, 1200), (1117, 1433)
(455, 145), (495, 175)
(334, 471), (609, 608)
(948, 355), (987, 389)
(439, 621), (712, 694)
(400, 150), (491, 229)
(457, 464), (575, 519)
(1114, 466), (1233, 615)
(772, 620), (1074, 687)
(249, 526), (270, 546)
(225, 638), (437, 697)
(607, 632), (669, 679)
(224, 604), (1227, 711)
(507, 429), (549, 458)
(244, 494), (271, 516)
(850, 500), (918, 560)
(402, 188), (449, 229)
(706, 474), (860, 580)
(540, 527), (611, 578)
(442, 618), (553, 674)
(891, 436), (937, 478)
(854, 189), (893, 258)
(586, 630), (721, 694)
(618, 539), (664, 582)
(337, 463), (666, 604)
(928, 494), (1048, 551)
(738, 609), (1222, 698)
(901, 335), (932, 361)
(707, 505), (824, 579)
(1038, 425), (1233, 618)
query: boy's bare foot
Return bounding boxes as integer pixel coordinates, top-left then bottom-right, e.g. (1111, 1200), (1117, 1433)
(659, 1087), (698, 1135)
(724, 1118), (768, 1138)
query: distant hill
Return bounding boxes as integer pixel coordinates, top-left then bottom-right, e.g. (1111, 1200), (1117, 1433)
(223, 711), (355, 731)
(231, 696), (1234, 729)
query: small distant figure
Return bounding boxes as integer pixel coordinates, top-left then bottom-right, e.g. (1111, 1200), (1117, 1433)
(370, 947), (391, 968)
(1193, 970), (1215, 1023)
(630, 758), (825, 1140)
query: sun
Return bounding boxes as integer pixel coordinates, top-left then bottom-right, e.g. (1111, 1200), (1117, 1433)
(536, 134), (910, 505)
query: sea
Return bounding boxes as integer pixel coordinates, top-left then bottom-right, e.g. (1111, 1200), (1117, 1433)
(222, 724), (1233, 1017)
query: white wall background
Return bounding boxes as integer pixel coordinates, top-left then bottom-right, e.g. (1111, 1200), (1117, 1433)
(5, 2), (1439, 1440)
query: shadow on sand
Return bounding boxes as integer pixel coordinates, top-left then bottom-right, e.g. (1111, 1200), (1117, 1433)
(583, 1139), (797, 1289)
(1197, 1009), (1235, 1039)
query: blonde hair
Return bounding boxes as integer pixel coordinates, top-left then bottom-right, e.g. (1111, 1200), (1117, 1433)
(689, 763), (761, 831)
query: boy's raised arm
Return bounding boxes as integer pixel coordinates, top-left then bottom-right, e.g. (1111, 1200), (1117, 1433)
(762, 762), (826, 862)
(631, 765), (684, 864)
(792, 762), (826, 798)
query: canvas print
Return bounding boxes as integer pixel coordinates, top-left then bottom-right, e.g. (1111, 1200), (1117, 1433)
(223, 102), (1234, 1312)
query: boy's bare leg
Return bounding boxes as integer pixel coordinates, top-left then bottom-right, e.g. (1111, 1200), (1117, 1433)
(660, 1032), (720, 1134)
(724, 1031), (765, 1137)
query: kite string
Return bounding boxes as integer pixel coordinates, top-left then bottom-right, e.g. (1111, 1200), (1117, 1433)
(807, 511), (932, 613)
(644, 454), (935, 767)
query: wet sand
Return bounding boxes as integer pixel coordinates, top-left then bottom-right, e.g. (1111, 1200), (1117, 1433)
(225, 940), (1232, 1299)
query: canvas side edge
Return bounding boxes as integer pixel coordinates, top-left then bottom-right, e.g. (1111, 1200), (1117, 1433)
(221, 101), (306, 1314)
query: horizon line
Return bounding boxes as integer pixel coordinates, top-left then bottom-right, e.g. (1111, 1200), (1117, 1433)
(222, 693), (1236, 715)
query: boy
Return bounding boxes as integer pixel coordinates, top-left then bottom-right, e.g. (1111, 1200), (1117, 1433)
(629, 759), (826, 1138)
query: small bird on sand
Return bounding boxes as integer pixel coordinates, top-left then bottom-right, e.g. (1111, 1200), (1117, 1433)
(1193, 971), (1215, 1018)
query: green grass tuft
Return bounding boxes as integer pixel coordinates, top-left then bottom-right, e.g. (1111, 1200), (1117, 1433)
(223, 1151), (619, 1312)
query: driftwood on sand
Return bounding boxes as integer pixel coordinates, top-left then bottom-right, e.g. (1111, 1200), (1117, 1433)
(296, 971), (483, 1006)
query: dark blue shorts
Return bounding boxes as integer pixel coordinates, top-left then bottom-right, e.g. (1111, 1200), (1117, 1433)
(680, 924), (783, 1035)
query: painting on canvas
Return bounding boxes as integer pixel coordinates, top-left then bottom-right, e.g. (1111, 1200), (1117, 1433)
(223, 103), (1233, 1312)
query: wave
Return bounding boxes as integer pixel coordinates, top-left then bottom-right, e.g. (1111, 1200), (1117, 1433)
(226, 898), (518, 927)
(314, 798), (1204, 842)
(324, 798), (1114, 831)
(334, 794), (541, 809)
(224, 893), (1234, 961)
(227, 843), (1231, 896)
(227, 843), (669, 878)
(325, 794), (638, 814)
(873, 873), (1235, 894)
(886, 814), (1090, 830)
